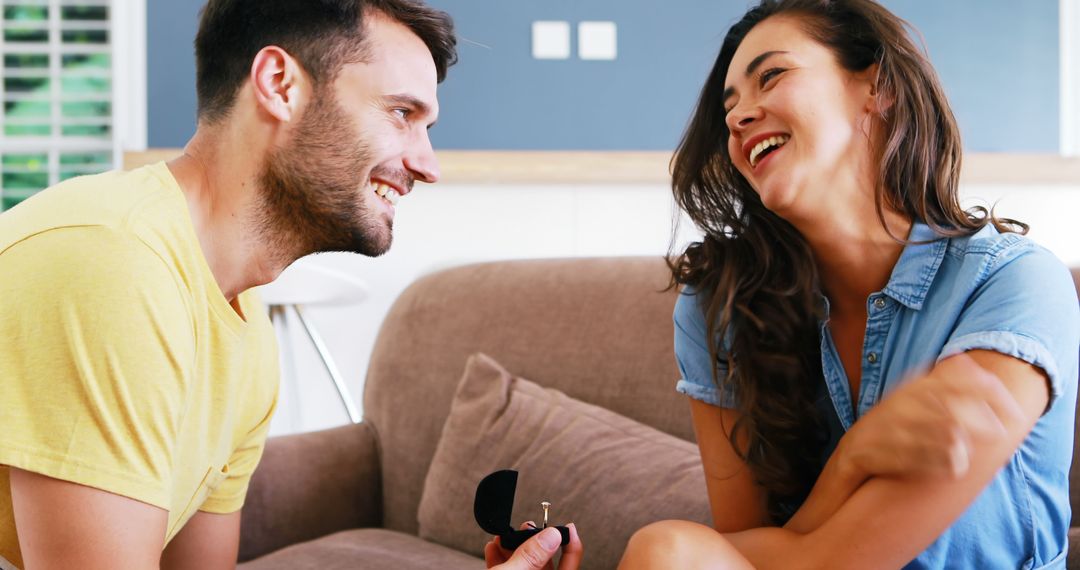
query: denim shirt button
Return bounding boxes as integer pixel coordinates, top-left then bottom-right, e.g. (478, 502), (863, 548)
(874, 297), (887, 310)
(867, 352), (879, 364)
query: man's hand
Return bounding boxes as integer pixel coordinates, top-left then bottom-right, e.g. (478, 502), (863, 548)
(484, 522), (583, 570)
(840, 353), (1026, 480)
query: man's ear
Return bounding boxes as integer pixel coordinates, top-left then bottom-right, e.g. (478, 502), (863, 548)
(250, 46), (306, 123)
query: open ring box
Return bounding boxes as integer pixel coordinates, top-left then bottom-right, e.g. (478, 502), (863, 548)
(473, 469), (570, 550)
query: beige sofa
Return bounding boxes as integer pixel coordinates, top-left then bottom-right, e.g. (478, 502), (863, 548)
(234, 258), (1080, 569)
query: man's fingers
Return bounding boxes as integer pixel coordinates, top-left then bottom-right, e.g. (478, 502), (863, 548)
(485, 538), (509, 567)
(503, 527), (562, 570)
(556, 523), (583, 570)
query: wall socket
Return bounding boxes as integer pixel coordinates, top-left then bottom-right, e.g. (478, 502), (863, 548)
(532, 20), (571, 60)
(578, 21), (617, 60)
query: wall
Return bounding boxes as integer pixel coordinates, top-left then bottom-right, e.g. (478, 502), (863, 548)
(149, 0), (1061, 151)
(267, 182), (1080, 436)
(146, 1), (201, 152)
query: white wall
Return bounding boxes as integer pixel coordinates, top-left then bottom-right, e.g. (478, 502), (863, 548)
(266, 183), (1080, 436)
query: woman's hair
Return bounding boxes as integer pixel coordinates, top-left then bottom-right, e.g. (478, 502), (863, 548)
(669, 0), (1024, 523)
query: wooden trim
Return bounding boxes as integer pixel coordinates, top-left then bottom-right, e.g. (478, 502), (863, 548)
(960, 153), (1080, 186)
(125, 149), (177, 170)
(124, 150), (1080, 186)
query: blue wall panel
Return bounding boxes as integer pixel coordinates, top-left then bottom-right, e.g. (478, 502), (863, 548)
(888, 0), (1059, 152)
(147, 0), (1060, 152)
(147, 1), (202, 148)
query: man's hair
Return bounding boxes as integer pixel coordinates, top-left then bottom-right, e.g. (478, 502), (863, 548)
(194, 0), (457, 123)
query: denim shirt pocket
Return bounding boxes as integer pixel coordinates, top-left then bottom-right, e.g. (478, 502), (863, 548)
(1024, 546), (1067, 570)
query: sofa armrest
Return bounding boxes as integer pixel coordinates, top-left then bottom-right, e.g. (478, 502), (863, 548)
(238, 421), (382, 562)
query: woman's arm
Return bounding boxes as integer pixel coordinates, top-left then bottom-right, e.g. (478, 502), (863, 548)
(693, 348), (1017, 540)
(689, 399), (769, 532)
(724, 351), (1047, 569)
(785, 347), (1019, 534)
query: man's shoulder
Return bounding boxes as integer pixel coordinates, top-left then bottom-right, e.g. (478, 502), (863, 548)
(0, 163), (186, 256)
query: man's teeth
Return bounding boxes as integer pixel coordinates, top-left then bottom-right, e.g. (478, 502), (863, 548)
(749, 135), (790, 167)
(374, 183), (400, 206)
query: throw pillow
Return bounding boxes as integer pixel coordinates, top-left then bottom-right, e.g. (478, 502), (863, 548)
(417, 352), (712, 570)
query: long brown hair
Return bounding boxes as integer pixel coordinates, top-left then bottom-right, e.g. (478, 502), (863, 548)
(669, 0), (1025, 523)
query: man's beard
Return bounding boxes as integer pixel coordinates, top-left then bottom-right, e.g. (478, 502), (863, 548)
(255, 90), (391, 263)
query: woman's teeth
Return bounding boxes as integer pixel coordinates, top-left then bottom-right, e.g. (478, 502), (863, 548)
(374, 183), (400, 206)
(749, 134), (790, 168)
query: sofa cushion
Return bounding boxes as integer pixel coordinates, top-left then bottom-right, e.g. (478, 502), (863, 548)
(417, 353), (712, 570)
(1069, 527), (1080, 570)
(237, 528), (484, 570)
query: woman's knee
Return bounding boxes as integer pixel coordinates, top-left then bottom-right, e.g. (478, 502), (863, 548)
(620, 520), (755, 570)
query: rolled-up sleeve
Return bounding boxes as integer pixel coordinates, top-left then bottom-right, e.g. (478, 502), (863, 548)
(674, 286), (737, 408)
(938, 246), (1080, 412)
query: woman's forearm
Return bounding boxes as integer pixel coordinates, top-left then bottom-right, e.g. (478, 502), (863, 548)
(712, 437), (869, 570)
(723, 352), (1046, 569)
(782, 435), (868, 534)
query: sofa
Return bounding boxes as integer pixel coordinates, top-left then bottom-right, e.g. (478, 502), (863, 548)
(234, 258), (1080, 569)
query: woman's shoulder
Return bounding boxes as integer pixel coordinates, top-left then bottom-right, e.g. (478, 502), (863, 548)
(674, 284), (708, 330)
(941, 224), (1071, 288)
(944, 223), (1020, 254)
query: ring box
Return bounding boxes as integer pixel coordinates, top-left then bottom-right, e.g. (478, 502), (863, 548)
(473, 469), (570, 550)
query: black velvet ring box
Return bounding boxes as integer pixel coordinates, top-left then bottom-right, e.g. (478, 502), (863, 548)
(473, 469), (570, 550)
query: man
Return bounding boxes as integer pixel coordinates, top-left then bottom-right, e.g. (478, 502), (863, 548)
(0, 1), (579, 568)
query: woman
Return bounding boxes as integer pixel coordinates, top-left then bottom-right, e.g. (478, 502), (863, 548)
(620, 0), (1079, 568)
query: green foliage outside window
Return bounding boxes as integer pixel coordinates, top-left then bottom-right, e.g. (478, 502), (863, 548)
(2, 4), (113, 211)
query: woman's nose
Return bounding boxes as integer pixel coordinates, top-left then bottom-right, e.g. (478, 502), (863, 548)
(726, 100), (763, 134)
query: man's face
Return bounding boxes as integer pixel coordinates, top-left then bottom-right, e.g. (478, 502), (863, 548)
(259, 13), (440, 258)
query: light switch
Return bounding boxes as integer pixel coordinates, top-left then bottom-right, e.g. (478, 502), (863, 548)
(578, 21), (617, 60)
(532, 21), (571, 60)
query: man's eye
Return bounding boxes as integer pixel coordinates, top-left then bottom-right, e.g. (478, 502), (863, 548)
(759, 67), (785, 87)
(393, 108), (410, 120)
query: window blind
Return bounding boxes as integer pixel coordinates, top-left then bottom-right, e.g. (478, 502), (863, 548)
(1, 0), (114, 211)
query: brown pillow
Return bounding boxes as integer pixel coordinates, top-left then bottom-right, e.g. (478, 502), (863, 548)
(417, 353), (712, 570)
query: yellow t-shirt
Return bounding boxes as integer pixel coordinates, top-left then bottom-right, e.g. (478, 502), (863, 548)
(0, 162), (279, 568)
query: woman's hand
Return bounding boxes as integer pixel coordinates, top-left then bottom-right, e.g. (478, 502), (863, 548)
(484, 521), (583, 570)
(840, 353), (1025, 480)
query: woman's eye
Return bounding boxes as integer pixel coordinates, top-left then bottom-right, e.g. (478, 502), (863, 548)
(759, 67), (785, 87)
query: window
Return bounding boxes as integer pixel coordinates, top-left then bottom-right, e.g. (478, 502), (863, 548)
(0, 0), (129, 211)
(1063, 0), (1080, 156)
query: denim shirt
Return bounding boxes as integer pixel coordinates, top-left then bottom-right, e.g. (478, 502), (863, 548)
(674, 222), (1080, 569)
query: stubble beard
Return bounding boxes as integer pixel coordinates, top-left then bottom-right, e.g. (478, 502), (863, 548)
(255, 88), (392, 266)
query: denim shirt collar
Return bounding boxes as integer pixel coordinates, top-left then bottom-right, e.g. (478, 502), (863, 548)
(881, 222), (948, 311)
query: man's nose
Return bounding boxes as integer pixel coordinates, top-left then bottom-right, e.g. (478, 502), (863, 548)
(405, 131), (440, 184)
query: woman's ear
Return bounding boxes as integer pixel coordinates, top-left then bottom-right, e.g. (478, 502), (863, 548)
(862, 63), (894, 115)
(249, 46), (308, 123)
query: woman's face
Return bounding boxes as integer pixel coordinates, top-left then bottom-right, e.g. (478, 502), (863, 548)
(723, 15), (879, 220)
